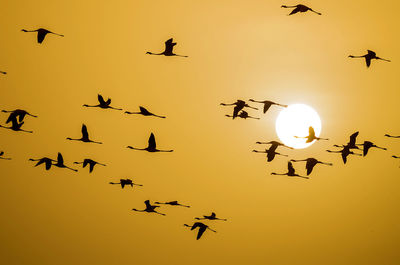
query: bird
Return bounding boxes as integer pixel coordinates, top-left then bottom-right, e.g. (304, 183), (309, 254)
(53, 153), (78, 172)
(281, 4), (321, 15)
(0, 71), (6, 75)
(21, 28), (64, 44)
(146, 38), (188, 57)
(290, 158), (333, 175)
(271, 161), (308, 179)
(109, 179), (143, 189)
(225, 110), (259, 120)
(0, 116), (33, 133)
(125, 106), (166, 118)
(385, 134), (400, 138)
(29, 157), (56, 170)
(248, 99), (287, 114)
(183, 222), (216, 240)
(73, 159), (106, 173)
(333, 131), (360, 150)
(253, 147), (288, 162)
(326, 145), (362, 164)
(66, 124), (102, 144)
(132, 200), (165, 216)
(220, 100), (258, 119)
(294, 126), (328, 143)
(155, 201), (190, 208)
(256, 141), (294, 150)
(356, 141), (386, 156)
(127, 133), (173, 152)
(348, 50), (390, 67)
(195, 212), (227, 221)
(2, 109), (38, 123)
(83, 94), (122, 110)
(0, 151), (11, 160)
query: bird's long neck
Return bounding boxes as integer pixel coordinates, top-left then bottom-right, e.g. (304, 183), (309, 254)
(109, 106), (122, 110)
(321, 162), (333, 166)
(146, 52), (164, 55)
(90, 140), (103, 144)
(276, 153), (288, 157)
(349, 55), (365, 58)
(310, 9), (322, 15)
(152, 114), (166, 118)
(27, 113), (38, 118)
(83, 104), (99, 108)
(49, 32), (64, 37)
(291, 159), (306, 162)
(133, 183), (143, 186)
(207, 227), (217, 233)
(375, 146), (387, 150)
(125, 111), (141, 115)
(281, 5), (297, 8)
(127, 146), (146, 151)
(247, 116), (260, 120)
(376, 57), (390, 62)
(22, 29), (38, 32)
(156, 149), (173, 152)
(173, 54), (188, 57)
(67, 137), (80, 141)
(271, 172), (287, 176)
(109, 182), (121, 185)
(317, 137), (329, 141)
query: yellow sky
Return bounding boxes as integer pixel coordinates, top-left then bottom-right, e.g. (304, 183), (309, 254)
(1, 0), (399, 264)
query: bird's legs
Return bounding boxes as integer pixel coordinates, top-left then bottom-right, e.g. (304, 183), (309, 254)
(385, 134), (400, 138)
(376, 57), (391, 62)
(309, 9), (322, 15)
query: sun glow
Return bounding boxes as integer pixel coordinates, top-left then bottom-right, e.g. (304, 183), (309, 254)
(275, 104), (322, 149)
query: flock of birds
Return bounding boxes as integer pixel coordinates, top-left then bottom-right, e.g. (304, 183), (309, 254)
(0, 3), (399, 241)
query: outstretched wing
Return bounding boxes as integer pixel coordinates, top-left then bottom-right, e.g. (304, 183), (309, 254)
(197, 226), (207, 240)
(309, 126), (315, 137)
(45, 159), (52, 170)
(148, 133), (156, 149)
(306, 161), (315, 175)
(98, 94), (106, 105)
(288, 162), (295, 174)
(0, 151), (3, 156)
(105, 98), (111, 105)
(37, 30), (48, 44)
(139, 106), (150, 115)
(349, 131), (359, 145)
(82, 124), (89, 139)
(365, 57), (371, 67)
(6, 113), (17, 124)
(144, 200), (151, 208)
(263, 102), (273, 113)
(289, 7), (301, 15)
(165, 38), (176, 53)
(57, 153), (64, 164)
(83, 159), (89, 168)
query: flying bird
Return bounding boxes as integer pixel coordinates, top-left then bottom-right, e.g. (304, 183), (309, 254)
(74, 159), (106, 173)
(2, 109), (37, 123)
(349, 50), (390, 67)
(248, 99), (287, 113)
(155, 201), (190, 208)
(356, 141), (386, 156)
(125, 106), (166, 118)
(0, 116), (33, 133)
(195, 212), (227, 221)
(109, 179), (143, 189)
(253, 147), (288, 162)
(220, 100), (258, 119)
(225, 110), (259, 120)
(146, 38), (188, 57)
(184, 222), (216, 240)
(326, 145), (362, 164)
(127, 133), (173, 152)
(385, 134), (400, 138)
(271, 161), (308, 179)
(67, 124), (102, 144)
(294, 126), (328, 143)
(256, 141), (294, 150)
(281, 4), (321, 15)
(83, 94), (122, 110)
(53, 153), (78, 172)
(21, 28), (64, 44)
(0, 71), (6, 75)
(333, 131), (360, 150)
(29, 157), (56, 170)
(0, 151), (11, 160)
(290, 158), (332, 175)
(132, 200), (165, 216)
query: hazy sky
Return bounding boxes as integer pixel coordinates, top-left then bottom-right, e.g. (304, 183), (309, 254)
(1, 0), (399, 265)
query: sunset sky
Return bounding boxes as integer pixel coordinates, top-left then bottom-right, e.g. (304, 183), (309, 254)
(1, 0), (399, 264)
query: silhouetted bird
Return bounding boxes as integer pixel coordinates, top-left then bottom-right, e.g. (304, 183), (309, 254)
(132, 200), (165, 216)
(253, 147), (288, 162)
(0, 116), (32, 133)
(281, 4), (321, 15)
(225, 110), (259, 120)
(356, 141), (386, 156)
(333, 131), (359, 150)
(256, 141), (294, 150)
(155, 201), (190, 208)
(248, 99), (287, 113)
(271, 161), (308, 179)
(349, 50), (390, 67)
(21, 28), (64, 44)
(125, 106), (166, 118)
(195, 212), (227, 221)
(2, 109), (37, 123)
(0, 71), (6, 75)
(127, 133), (173, 152)
(184, 222), (216, 240)
(109, 179), (143, 189)
(392, 156), (400, 167)
(295, 126), (328, 143)
(385, 134), (400, 138)
(326, 145), (362, 164)
(53, 153), (78, 172)
(74, 159), (106, 173)
(220, 100), (258, 119)
(290, 158), (332, 175)
(29, 157), (55, 170)
(146, 38), (188, 57)
(0, 151), (11, 160)
(67, 124), (102, 144)
(83, 94), (122, 110)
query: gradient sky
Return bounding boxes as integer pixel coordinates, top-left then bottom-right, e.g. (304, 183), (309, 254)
(1, 0), (399, 264)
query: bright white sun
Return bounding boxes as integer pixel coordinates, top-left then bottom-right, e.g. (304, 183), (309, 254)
(275, 104), (322, 149)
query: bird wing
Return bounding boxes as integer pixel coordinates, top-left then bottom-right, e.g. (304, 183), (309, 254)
(45, 159), (52, 170)
(365, 57), (371, 67)
(341, 152), (348, 164)
(18, 112), (27, 122)
(148, 133), (156, 149)
(165, 38), (176, 53)
(37, 31), (48, 44)
(306, 160), (315, 175)
(144, 200), (151, 208)
(233, 105), (241, 118)
(98, 94), (106, 105)
(89, 162), (95, 173)
(289, 7), (301, 15)
(82, 124), (89, 139)
(83, 159), (89, 168)
(57, 153), (64, 164)
(139, 106), (150, 115)
(105, 98), (111, 105)
(363, 141), (372, 156)
(0, 151), (3, 156)
(197, 226), (206, 240)
(288, 162), (295, 174)
(349, 131), (359, 145)
(367, 50), (376, 57)
(6, 113), (17, 124)
(267, 151), (275, 162)
(309, 126), (315, 137)
(263, 102), (273, 113)
(121, 182), (125, 189)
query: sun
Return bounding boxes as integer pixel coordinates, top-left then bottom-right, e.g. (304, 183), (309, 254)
(275, 104), (322, 149)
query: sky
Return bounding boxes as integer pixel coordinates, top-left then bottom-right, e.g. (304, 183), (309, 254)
(0, 0), (399, 264)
